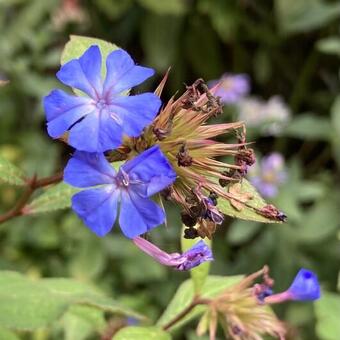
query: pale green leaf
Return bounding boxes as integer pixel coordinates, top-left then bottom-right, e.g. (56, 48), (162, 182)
(218, 179), (279, 223)
(0, 271), (143, 331)
(113, 326), (171, 340)
(283, 114), (331, 141)
(227, 220), (261, 245)
(181, 226), (212, 294)
(0, 327), (20, 340)
(62, 306), (106, 340)
(316, 37), (340, 56)
(61, 35), (119, 79)
(0, 154), (25, 186)
(315, 291), (340, 340)
(295, 199), (339, 244)
(25, 182), (79, 214)
(157, 275), (242, 330)
(276, 0), (340, 34)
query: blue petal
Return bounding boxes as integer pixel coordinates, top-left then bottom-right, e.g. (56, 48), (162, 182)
(103, 49), (154, 98)
(109, 93), (161, 137)
(57, 45), (102, 99)
(68, 109), (123, 152)
(119, 190), (165, 238)
(44, 89), (92, 121)
(44, 89), (94, 138)
(64, 151), (116, 188)
(72, 186), (119, 237)
(288, 269), (321, 301)
(121, 145), (176, 196)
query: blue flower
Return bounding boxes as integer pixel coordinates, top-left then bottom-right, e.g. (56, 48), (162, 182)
(44, 45), (161, 152)
(287, 268), (321, 301)
(63, 145), (176, 238)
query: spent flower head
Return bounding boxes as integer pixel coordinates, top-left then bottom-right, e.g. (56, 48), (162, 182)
(197, 266), (286, 340)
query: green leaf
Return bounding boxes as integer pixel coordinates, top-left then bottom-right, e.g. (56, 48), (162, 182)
(0, 327), (20, 340)
(157, 275), (242, 330)
(0, 154), (25, 186)
(181, 226), (212, 294)
(0, 271), (143, 331)
(137, 0), (187, 15)
(24, 182), (79, 214)
(316, 37), (340, 56)
(218, 179), (280, 223)
(315, 291), (340, 340)
(283, 114), (332, 141)
(276, 0), (340, 34)
(113, 326), (171, 340)
(62, 306), (106, 340)
(331, 96), (340, 167)
(295, 199), (339, 244)
(227, 220), (261, 245)
(141, 14), (182, 72)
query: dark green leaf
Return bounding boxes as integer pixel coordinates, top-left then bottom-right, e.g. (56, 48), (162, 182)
(137, 0), (187, 15)
(0, 271), (144, 331)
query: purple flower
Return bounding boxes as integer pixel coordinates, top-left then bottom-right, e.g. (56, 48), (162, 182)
(133, 237), (213, 270)
(63, 145), (176, 238)
(264, 269), (320, 304)
(209, 73), (250, 104)
(44, 45), (161, 152)
(248, 152), (287, 198)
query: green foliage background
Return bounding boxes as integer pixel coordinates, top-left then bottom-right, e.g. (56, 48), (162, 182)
(0, 0), (339, 339)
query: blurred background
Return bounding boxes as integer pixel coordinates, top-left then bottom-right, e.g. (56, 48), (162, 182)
(0, 0), (339, 339)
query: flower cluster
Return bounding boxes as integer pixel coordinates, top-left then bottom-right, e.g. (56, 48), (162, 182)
(196, 266), (320, 340)
(248, 152), (287, 198)
(238, 96), (291, 135)
(43, 45), (221, 267)
(43, 45), (283, 267)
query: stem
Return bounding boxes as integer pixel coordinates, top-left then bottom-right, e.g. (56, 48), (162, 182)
(162, 296), (210, 331)
(0, 171), (63, 224)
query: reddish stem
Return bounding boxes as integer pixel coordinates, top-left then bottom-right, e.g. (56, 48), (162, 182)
(0, 171), (63, 224)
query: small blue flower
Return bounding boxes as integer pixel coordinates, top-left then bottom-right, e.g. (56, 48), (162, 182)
(288, 268), (321, 301)
(44, 45), (161, 152)
(64, 145), (176, 238)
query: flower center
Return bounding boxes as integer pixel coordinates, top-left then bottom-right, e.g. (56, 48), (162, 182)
(96, 98), (108, 110)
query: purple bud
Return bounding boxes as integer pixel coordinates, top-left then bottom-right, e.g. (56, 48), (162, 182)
(176, 240), (214, 271)
(133, 237), (213, 271)
(264, 268), (320, 304)
(287, 269), (321, 301)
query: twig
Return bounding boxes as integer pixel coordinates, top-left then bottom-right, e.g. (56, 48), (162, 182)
(162, 296), (210, 331)
(0, 171), (63, 224)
